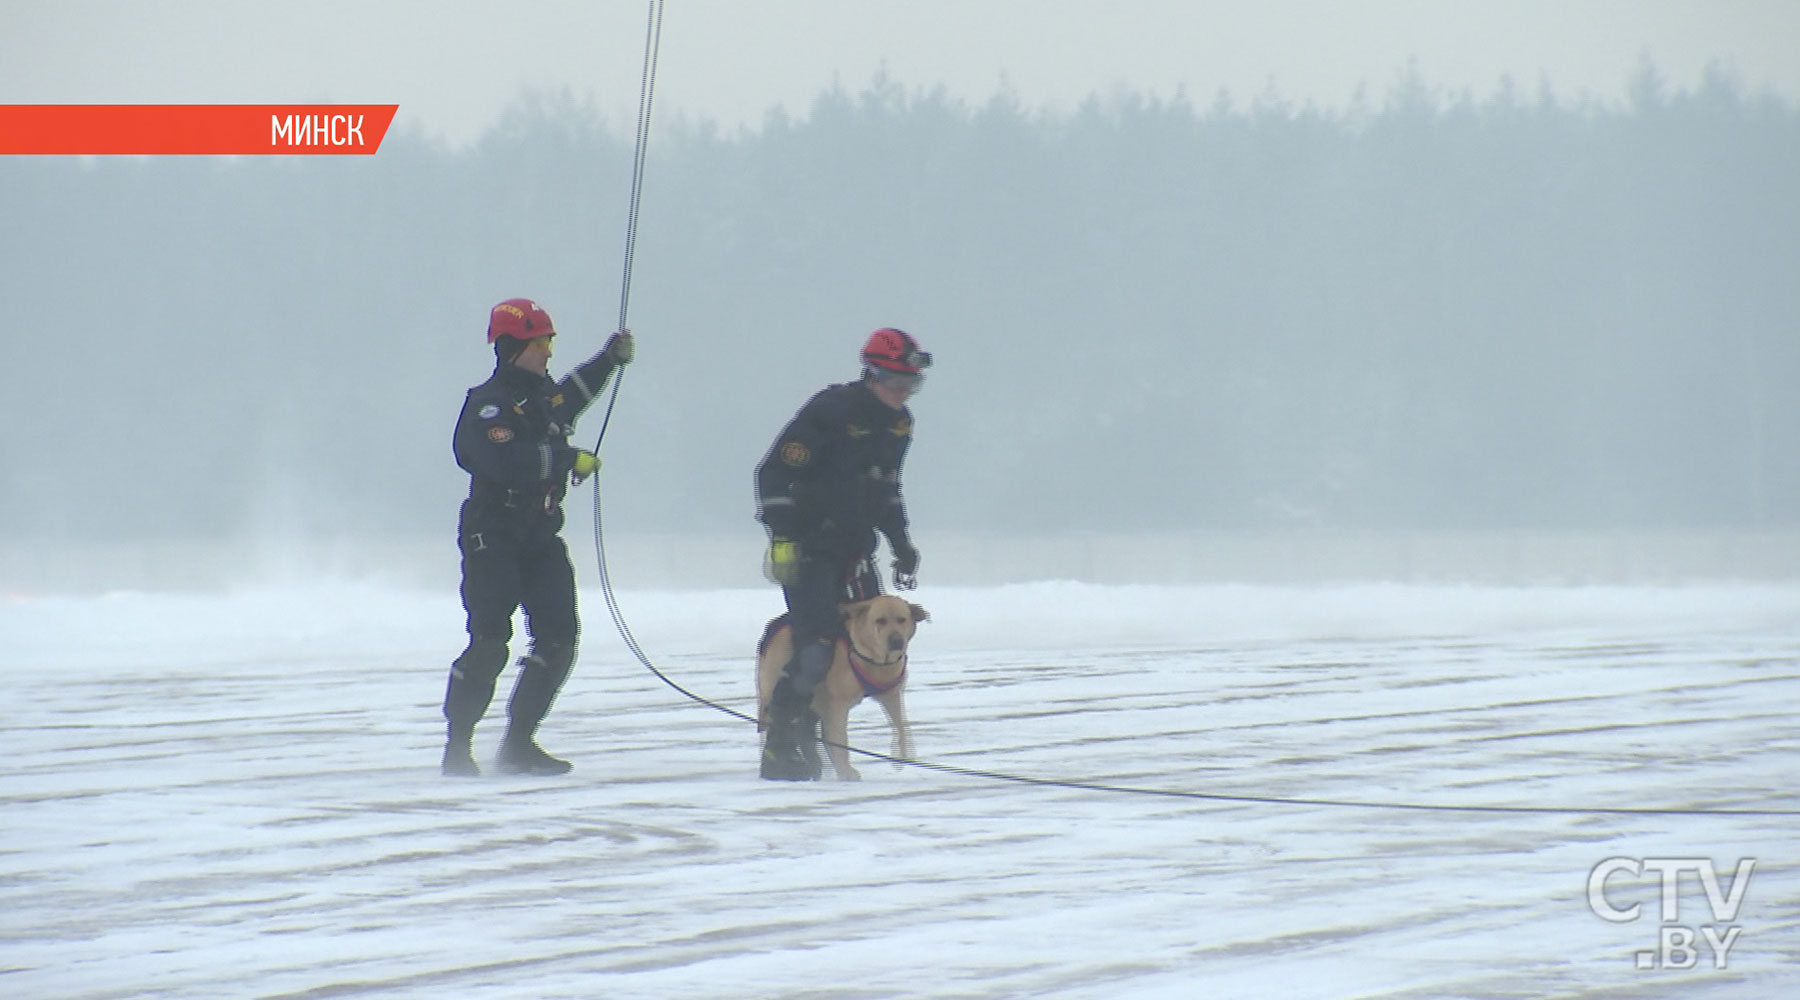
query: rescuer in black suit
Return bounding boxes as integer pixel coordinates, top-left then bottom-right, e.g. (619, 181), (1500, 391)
(440, 297), (633, 777)
(754, 328), (930, 780)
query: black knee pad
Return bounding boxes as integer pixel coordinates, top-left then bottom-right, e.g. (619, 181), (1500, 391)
(508, 641), (576, 729)
(445, 634), (510, 730)
(785, 639), (834, 695)
(452, 634), (509, 684)
(529, 640), (576, 680)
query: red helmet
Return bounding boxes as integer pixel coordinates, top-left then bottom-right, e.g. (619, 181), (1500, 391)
(861, 328), (932, 374)
(486, 298), (555, 343)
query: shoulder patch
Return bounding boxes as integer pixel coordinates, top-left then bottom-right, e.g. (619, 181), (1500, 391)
(477, 404), (500, 420)
(487, 426), (515, 444)
(780, 441), (811, 467)
(891, 418), (912, 437)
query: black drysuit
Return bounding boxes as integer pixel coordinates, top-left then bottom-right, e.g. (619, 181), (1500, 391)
(755, 378), (916, 654)
(442, 351), (621, 741)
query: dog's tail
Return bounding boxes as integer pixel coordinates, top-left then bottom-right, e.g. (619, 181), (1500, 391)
(756, 613), (792, 658)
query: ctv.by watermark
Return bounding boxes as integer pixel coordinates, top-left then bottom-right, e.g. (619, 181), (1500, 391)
(1587, 857), (1756, 970)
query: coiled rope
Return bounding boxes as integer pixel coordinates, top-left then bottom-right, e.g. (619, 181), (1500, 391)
(579, 1), (1799, 819)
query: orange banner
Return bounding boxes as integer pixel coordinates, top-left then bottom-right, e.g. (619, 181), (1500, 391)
(0, 105), (400, 155)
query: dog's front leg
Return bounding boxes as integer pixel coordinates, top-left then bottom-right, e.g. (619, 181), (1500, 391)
(874, 689), (912, 765)
(820, 704), (860, 781)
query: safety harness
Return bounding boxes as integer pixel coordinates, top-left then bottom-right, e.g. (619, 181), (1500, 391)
(844, 638), (906, 697)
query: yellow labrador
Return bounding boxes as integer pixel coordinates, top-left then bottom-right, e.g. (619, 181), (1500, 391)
(756, 595), (929, 780)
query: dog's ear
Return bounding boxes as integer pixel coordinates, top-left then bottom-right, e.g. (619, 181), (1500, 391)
(909, 602), (930, 624)
(844, 602), (871, 622)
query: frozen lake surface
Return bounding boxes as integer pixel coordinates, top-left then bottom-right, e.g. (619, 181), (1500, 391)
(6, 582), (1798, 999)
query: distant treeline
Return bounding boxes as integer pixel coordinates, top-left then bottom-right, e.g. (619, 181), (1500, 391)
(4, 65), (1796, 543)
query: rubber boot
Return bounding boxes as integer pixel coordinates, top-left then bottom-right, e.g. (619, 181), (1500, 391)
(497, 723), (572, 775)
(497, 646), (575, 775)
(761, 676), (818, 781)
(760, 641), (831, 781)
(442, 635), (507, 777)
(797, 708), (824, 780)
(791, 641), (830, 780)
(441, 722), (481, 777)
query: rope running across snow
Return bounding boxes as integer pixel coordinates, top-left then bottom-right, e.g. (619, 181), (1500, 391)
(578, 0), (1798, 820)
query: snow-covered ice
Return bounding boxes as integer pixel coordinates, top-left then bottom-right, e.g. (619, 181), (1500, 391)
(5, 581), (1798, 999)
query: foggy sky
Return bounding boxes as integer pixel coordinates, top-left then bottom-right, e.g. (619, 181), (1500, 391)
(3, 8), (1798, 590)
(3, 1), (1798, 142)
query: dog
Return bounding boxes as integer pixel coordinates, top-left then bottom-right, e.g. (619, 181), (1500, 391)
(756, 594), (929, 781)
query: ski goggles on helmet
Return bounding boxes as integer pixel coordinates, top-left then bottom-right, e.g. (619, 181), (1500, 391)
(869, 366), (924, 394)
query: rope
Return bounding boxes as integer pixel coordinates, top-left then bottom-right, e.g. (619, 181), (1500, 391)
(577, 0), (1799, 821)
(616, 0), (663, 339)
(813, 743), (1800, 818)
(590, 483), (1798, 817)
(593, 472), (757, 726)
(588, 0), (662, 455)
(588, 0), (744, 724)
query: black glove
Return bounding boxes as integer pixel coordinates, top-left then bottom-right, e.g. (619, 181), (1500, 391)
(890, 538), (920, 591)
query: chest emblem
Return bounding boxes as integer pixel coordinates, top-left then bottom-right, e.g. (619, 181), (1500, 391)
(780, 441), (811, 467)
(487, 426), (514, 444)
(477, 404), (500, 420)
(846, 423), (870, 438)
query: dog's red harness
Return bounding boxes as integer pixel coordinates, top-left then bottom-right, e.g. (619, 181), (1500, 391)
(844, 638), (906, 697)
(762, 617), (907, 698)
